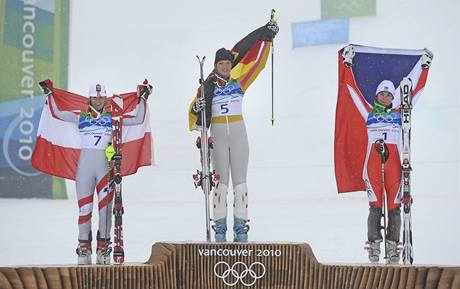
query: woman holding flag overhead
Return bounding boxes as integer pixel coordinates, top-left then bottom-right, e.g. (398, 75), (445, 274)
(33, 79), (152, 265)
(334, 45), (433, 264)
(188, 18), (278, 243)
(362, 80), (403, 264)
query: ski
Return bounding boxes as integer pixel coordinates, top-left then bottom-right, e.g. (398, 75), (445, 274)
(111, 97), (125, 264)
(400, 77), (413, 265)
(192, 56), (218, 242)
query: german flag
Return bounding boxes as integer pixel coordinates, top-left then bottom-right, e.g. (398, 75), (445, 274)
(188, 23), (275, 131)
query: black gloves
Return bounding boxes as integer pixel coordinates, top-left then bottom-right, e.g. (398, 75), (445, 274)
(259, 20), (279, 42)
(374, 139), (389, 163)
(138, 79), (153, 100)
(39, 79), (53, 96)
(266, 20), (279, 36)
(192, 95), (205, 113)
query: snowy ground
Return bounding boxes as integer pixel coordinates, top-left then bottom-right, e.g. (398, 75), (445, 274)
(1, 0), (459, 266)
(0, 165), (459, 266)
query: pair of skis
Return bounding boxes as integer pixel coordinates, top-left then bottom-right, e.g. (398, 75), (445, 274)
(400, 77), (413, 265)
(399, 49), (432, 265)
(108, 98), (125, 264)
(107, 81), (151, 263)
(192, 56), (219, 242)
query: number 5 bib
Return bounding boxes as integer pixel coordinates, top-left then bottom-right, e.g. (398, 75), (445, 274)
(212, 82), (244, 117)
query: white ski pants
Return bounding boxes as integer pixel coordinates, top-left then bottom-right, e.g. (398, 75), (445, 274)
(211, 120), (249, 221)
(76, 149), (113, 241)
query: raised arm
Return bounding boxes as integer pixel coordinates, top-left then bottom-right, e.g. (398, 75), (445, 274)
(48, 93), (79, 124)
(230, 21), (278, 92)
(346, 84), (371, 121)
(122, 81), (152, 126)
(40, 80), (79, 124)
(123, 98), (146, 126)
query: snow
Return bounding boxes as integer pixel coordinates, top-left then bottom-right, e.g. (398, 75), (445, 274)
(1, 0), (459, 266)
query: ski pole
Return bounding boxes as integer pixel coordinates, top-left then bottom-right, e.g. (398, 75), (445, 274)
(270, 9), (276, 126)
(375, 139), (388, 261)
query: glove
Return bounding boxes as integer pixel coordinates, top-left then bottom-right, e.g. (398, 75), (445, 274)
(39, 79), (53, 95)
(192, 96), (205, 113)
(421, 48), (434, 69)
(266, 20), (279, 36)
(342, 45), (355, 67)
(138, 79), (153, 100)
(374, 139), (389, 163)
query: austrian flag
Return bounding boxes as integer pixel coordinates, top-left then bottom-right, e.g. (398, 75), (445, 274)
(32, 87), (153, 180)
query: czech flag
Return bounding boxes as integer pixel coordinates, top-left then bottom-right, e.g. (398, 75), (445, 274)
(334, 45), (432, 193)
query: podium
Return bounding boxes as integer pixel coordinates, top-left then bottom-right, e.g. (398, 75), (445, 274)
(146, 242), (460, 289)
(1, 242), (460, 289)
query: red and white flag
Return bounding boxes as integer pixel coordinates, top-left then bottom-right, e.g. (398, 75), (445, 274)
(32, 87), (153, 180)
(334, 45), (431, 193)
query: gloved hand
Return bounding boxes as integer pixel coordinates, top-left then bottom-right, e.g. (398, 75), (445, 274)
(138, 79), (153, 100)
(421, 48), (434, 69)
(266, 20), (279, 36)
(192, 95), (205, 113)
(374, 139), (389, 163)
(39, 79), (54, 95)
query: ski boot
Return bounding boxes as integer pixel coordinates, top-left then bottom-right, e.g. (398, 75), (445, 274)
(76, 242), (92, 265)
(96, 246), (112, 265)
(212, 218), (227, 242)
(365, 239), (382, 264)
(233, 218), (249, 242)
(386, 208), (402, 264)
(96, 233), (112, 265)
(386, 240), (401, 265)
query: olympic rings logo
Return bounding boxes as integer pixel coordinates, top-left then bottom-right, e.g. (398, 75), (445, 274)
(213, 261), (266, 287)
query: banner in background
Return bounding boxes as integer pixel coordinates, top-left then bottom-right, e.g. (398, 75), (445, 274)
(0, 0), (69, 198)
(321, 0), (376, 19)
(291, 18), (349, 48)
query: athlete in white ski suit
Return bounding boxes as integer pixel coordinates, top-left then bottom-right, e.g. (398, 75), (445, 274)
(42, 81), (150, 264)
(189, 21), (278, 242)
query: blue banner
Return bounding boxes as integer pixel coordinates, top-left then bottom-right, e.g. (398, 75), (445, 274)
(0, 0), (69, 198)
(292, 18), (349, 48)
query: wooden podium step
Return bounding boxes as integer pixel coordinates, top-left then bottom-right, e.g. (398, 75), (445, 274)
(146, 242), (460, 289)
(1, 242), (460, 289)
